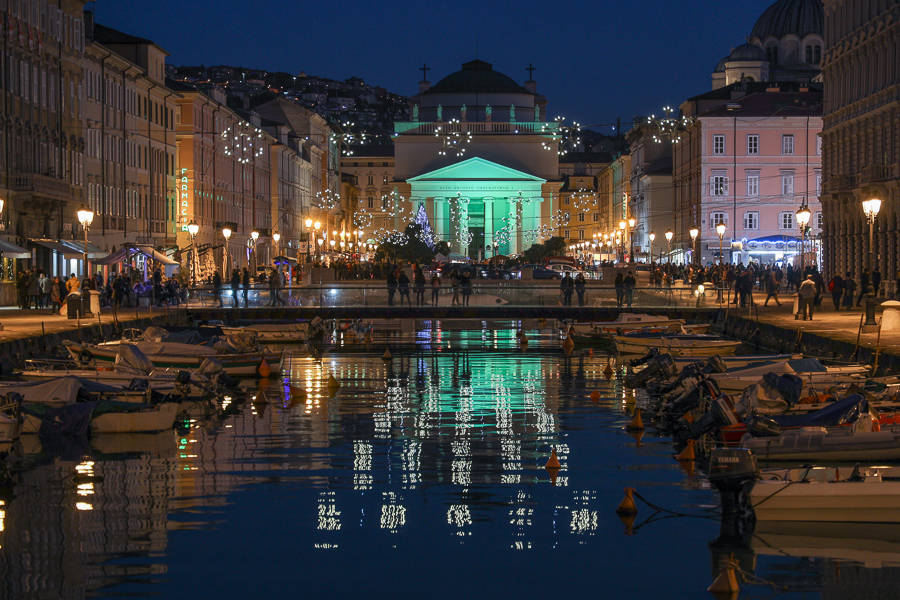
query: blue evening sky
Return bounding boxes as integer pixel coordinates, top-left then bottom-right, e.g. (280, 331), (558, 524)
(93, 0), (775, 131)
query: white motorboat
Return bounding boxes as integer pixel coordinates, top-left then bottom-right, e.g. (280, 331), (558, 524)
(90, 401), (179, 433)
(614, 332), (742, 356)
(740, 420), (900, 462)
(709, 447), (900, 523)
(64, 340), (283, 377)
(586, 314), (689, 335)
(710, 358), (870, 393)
(220, 323), (309, 343)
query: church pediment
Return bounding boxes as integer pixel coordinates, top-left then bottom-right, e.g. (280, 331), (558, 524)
(407, 157), (546, 183)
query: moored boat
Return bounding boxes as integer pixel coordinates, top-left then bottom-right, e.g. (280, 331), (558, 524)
(614, 332), (742, 356)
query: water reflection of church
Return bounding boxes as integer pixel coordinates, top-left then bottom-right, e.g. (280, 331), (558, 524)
(392, 60), (563, 258)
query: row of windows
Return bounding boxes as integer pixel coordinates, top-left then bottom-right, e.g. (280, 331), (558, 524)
(709, 170), (822, 197)
(711, 133), (822, 156)
(709, 211), (824, 231)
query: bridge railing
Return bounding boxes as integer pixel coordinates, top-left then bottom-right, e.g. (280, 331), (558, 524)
(184, 283), (733, 310)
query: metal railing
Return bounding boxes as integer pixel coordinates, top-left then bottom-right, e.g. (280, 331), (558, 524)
(184, 283), (731, 310)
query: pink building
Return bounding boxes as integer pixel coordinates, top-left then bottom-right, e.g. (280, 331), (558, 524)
(674, 82), (822, 266)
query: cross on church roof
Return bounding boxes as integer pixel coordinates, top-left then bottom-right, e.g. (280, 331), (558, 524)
(526, 63), (536, 80)
(420, 63), (430, 80)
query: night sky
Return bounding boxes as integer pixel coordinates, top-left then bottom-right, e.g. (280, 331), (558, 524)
(95, 0), (776, 131)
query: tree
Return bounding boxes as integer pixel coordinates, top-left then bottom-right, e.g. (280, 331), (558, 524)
(522, 236), (567, 263)
(374, 223), (450, 264)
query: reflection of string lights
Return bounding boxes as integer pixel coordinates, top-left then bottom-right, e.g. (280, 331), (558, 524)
(317, 491), (342, 531)
(380, 492), (406, 532)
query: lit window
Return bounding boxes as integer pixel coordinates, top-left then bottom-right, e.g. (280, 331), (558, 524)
(710, 170), (728, 196)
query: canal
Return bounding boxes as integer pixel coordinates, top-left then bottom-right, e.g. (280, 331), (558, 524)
(0, 320), (895, 598)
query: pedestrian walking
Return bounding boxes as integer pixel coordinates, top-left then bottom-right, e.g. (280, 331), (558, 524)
(829, 273), (844, 310)
(857, 268), (870, 306)
(763, 269), (781, 306)
(798, 274), (817, 320)
(450, 269), (460, 306)
(386, 269), (398, 306)
(212, 270), (224, 307)
(242, 267), (250, 307)
(230, 269), (241, 307)
(574, 273), (586, 306)
(560, 273), (574, 306)
(614, 272), (625, 307)
(414, 269), (426, 306)
(398, 270), (411, 306)
(624, 271), (636, 307)
(873, 268), (882, 297)
(843, 273), (856, 310)
(430, 273), (441, 306)
(460, 272), (472, 305)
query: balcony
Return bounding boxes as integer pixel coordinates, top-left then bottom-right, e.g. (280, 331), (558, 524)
(858, 164), (899, 184)
(10, 173), (71, 200)
(824, 173), (857, 193)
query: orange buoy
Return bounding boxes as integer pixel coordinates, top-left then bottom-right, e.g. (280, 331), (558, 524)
(545, 449), (561, 470)
(253, 389), (269, 404)
(707, 555), (740, 595)
(382, 348), (393, 361)
(590, 390), (601, 402)
(257, 357), (271, 378)
(615, 487), (638, 516)
(683, 412), (694, 424)
(675, 439), (696, 461)
(626, 408), (645, 431)
(603, 362), (614, 380)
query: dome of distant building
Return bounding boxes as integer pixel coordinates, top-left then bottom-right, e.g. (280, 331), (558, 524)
(728, 43), (768, 62)
(750, 0), (823, 40)
(424, 60), (532, 96)
(714, 56), (730, 73)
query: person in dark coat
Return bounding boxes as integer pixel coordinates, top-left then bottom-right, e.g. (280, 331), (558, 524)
(873, 268), (882, 297)
(857, 268), (870, 306)
(460, 272), (472, 306)
(386, 269), (398, 306)
(230, 269), (241, 307)
(397, 270), (411, 306)
(830, 273), (845, 310)
(560, 273), (574, 306)
(614, 272), (625, 307)
(242, 267), (250, 307)
(843, 272), (856, 310)
(212, 270), (223, 307)
(623, 271), (636, 307)
(574, 273), (587, 306)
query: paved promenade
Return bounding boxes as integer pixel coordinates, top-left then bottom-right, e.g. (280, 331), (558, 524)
(0, 305), (177, 343)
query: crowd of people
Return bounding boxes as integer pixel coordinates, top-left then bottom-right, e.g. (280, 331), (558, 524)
(15, 268), (185, 311)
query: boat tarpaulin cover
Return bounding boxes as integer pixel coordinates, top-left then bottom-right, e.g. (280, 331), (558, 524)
(21, 401), (96, 438)
(115, 344), (155, 375)
(129, 341), (218, 357)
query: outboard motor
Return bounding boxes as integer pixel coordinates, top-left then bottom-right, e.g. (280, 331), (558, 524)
(624, 353), (676, 388)
(745, 416), (782, 438)
(663, 376), (722, 422)
(708, 448), (760, 516)
(629, 348), (660, 367)
(673, 394), (742, 444)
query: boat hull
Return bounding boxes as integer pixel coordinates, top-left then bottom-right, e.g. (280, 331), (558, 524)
(66, 343), (283, 376)
(91, 402), (179, 433)
(615, 337), (741, 356)
(751, 480), (900, 522)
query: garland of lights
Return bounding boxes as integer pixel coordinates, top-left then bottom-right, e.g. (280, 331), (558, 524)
(353, 210), (373, 230)
(451, 194), (472, 248)
(434, 120), (474, 157)
(221, 122), (265, 164)
(314, 189), (341, 211)
(551, 209), (570, 228)
(646, 106), (694, 144)
(540, 117), (582, 155)
(571, 188), (598, 210)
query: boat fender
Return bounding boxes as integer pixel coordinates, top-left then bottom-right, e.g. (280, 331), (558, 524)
(77, 348), (93, 364)
(873, 421), (881, 432)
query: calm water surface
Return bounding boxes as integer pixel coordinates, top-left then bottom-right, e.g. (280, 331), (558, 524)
(0, 320), (895, 599)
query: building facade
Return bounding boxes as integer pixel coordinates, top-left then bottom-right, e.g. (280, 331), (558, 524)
(626, 123), (673, 262)
(0, 0), (87, 291)
(819, 0), (900, 293)
(677, 83), (823, 266)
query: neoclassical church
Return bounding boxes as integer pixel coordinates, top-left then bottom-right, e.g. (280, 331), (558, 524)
(390, 60), (562, 258)
(712, 0), (823, 89)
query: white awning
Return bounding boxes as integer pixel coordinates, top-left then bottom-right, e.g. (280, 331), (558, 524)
(0, 238), (31, 259)
(31, 239), (82, 260)
(61, 240), (107, 259)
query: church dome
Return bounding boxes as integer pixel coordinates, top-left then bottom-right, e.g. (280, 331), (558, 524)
(425, 60), (532, 95)
(728, 43), (768, 62)
(750, 0), (824, 40)
(714, 55), (730, 72)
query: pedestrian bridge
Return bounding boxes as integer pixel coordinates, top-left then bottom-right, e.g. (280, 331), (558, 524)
(183, 283), (733, 322)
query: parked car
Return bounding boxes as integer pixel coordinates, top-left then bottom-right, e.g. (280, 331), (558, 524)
(520, 264), (560, 280)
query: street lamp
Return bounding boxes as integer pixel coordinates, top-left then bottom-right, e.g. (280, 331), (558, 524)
(313, 221), (322, 260)
(665, 229), (673, 265)
(186, 220), (200, 286)
(618, 220), (626, 262)
(77, 205), (94, 280)
(715, 222), (727, 266)
(272, 231), (281, 259)
(648, 231), (656, 265)
(628, 217), (636, 263)
(689, 227), (699, 266)
(251, 230), (259, 273)
(862, 198), (881, 276)
(222, 227), (232, 274)
(796, 204), (811, 276)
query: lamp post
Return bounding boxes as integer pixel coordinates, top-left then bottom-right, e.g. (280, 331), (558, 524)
(796, 204), (811, 276)
(272, 231), (281, 259)
(77, 205), (94, 280)
(715, 222), (727, 266)
(689, 227), (699, 266)
(251, 229), (259, 274)
(665, 229), (673, 265)
(222, 227), (232, 274)
(862, 198), (881, 278)
(187, 220), (199, 286)
(313, 221), (321, 260)
(648, 232), (655, 265)
(304, 218), (313, 261)
(618, 220), (626, 263)
(628, 217), (636, 263)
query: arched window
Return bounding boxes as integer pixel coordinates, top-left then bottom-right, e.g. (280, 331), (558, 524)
(766, 47), (778, 66)
(805, 46), (813, 63)
(814, 45), (821, 63)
